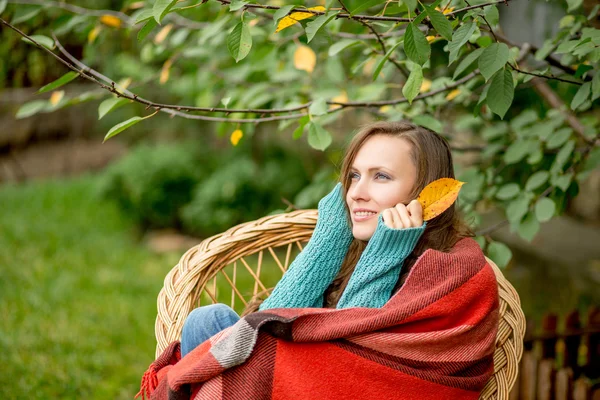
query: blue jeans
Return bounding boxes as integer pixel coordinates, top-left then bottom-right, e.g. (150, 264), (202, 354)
(180, 304), (240, 357)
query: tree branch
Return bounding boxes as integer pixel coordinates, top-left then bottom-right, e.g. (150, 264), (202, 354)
(0, 18), (483, 123)
(6, 0), (208, 29)
(214, 0), (511, 24)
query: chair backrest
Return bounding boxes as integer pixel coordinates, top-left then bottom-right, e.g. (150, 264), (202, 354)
(154, 209), (526, 399)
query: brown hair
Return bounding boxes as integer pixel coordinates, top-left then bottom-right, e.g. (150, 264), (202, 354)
(242, 121), (473, 315)
(321, 121), (473, 308)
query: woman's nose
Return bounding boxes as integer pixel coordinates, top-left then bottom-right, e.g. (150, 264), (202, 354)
(349, 179), (370, 202)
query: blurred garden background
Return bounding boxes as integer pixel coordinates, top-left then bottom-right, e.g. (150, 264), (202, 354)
(1, 0), (600, 398)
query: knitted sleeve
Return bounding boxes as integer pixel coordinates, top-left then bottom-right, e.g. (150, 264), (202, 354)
(336, 215), (426, 309)
(259, 183), (354, 310)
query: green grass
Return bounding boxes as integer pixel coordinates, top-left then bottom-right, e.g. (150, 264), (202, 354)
(0, 176), (181, 399)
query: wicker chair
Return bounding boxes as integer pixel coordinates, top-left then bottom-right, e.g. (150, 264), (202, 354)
(154, 209), (526, 399)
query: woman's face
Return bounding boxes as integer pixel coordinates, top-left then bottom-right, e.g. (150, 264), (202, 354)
(345, 134), (418, 241)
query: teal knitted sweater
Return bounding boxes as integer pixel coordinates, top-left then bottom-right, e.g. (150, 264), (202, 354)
(259, 183), (426, 311)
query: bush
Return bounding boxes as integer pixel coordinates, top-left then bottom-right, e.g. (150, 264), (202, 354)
(98, 143), (209, 229)
(181, 148), (310, 236)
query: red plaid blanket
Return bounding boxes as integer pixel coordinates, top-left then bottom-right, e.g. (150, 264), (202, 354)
(138, 237), (499, 400)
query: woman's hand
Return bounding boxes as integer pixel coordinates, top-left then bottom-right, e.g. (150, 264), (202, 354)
(382, 200), (424, 229)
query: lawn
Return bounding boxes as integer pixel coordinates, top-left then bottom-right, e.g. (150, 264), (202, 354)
(0, 176), (182, 399)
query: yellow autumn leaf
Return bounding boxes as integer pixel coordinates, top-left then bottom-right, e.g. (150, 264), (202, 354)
(100, 15), (122, 28)
(436, 6), (455, 15)
(379, 105), (392, 113)
(417, 178), (465, 221)
(329, 91), (348, 110)
(154, 24), (173, 45)
(293, 45), (316, 73)
(275, 6), (325, 33)
(49, 90), (64, 106)
(160, 59), (172, 84)
(362, 58), (376, 76)
(445, 89), (461, 101)
(230, 129), (243, 146)
(420, 79), (432, 92)
(426, 35), (437, 43)
(117, 77), (132, 91)
(88, 25), (102, 44)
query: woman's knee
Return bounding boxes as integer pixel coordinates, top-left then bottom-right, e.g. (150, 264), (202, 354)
(183, 303), (239, 332)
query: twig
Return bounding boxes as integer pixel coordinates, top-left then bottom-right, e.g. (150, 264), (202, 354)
(464, 0), (497, 42)
(476, 219), (508, 236)
(214, 0), (511, 24)
(508, 64), (583, 86)
(337, 0), (409, 78)
(6, 0), (208, 29)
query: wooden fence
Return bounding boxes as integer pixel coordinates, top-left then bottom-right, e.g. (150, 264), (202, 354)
(509, 307), (600, 400)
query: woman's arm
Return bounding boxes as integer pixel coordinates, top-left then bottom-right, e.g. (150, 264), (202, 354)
(336, 211), (426, 309)
(259, 183), (354, 310)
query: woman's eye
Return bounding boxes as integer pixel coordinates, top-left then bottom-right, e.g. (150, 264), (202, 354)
(375, 172), (390, 180)
(349, 172), (359, 179)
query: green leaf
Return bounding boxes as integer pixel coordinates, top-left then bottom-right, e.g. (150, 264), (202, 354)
(273, 5), (295, 26)
(402, 64), (423, 104)
(546, 128), (572, 149)
(403, 0), (417, 13)
(453, 48), (484, 80)
(412, 114), (442, 133)
(350, 0), (383, 16)
(478, 43), (509, 81)
(571, 81), (591, 110)
(0, 0), (7, 15)
(496, 183), (520, 200)
(134, 9), (154, 24)
(328, 39), (360, 56)
(525, 171), (549, 192)
(308, 98), (328, 116)
(16, 100), (47, 119)
(487, 241), (512, 268)
(592, 72), (600, 102)
(306, 11), (339, 43)
(293, 115), (310, 139)
(98, 97), (130, 120)
(551, 139), (575, 173)
(404, 22), (430, 66)
(448, 21), (476, 64)
(551, 173), (573, 192)
(506, 195), (530, 225)
(229, 0), (248, 11)
(372, 41), (403, 81)
(535, 197), (556, 223)
(11, 5), (41, 24)
(38, 71), (78, 94)
(425, 7), (452, 41)
(504, 139), (530, 165)
(153, 0), (178, 24)
(307, 121), (332, 151)
(104, 115), (148, 142)
(567, 0), (583, 12)
(22, 35), (55, 50)
(487, 68), (514, 119)
(517, 213), (540, 242)
(227, 21), (252, 62)
(138, 18), (158, 41)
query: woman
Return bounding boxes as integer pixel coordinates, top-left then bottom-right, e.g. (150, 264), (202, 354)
(180, 121), (475, 357)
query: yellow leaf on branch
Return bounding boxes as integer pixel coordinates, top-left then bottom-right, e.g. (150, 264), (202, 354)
(230, 129), (243, 146)
(50, 90), (64, 106)
(445, 89), (461, 101)
(426, 35), (437, 43)
(417, 178), (465, 221)
(154, 24), (173, 44)
(275, 6), (325, 33)
(160, 59), (173, 84)
(420, 79), (432, 92)
(329, 91), (348, 110)
(293, 45), (316, 73)
(100, 15), (122, 28)
(88, 25), (102, 44)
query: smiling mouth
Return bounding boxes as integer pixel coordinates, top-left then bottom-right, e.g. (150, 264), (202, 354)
(353, 211), (377, 222)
